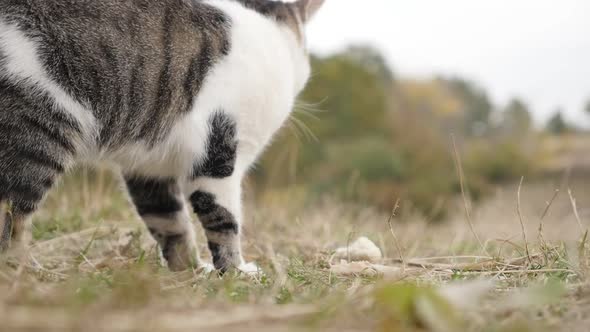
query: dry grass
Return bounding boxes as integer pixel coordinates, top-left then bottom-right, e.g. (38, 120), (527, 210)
(1, 169), (590, 331)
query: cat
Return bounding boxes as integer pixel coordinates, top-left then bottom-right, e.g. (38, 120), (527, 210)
(0, 0), (325, 273)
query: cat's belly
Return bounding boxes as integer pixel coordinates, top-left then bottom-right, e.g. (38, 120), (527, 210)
(98, 113), (211, 179)
(105, 146), (194, 178)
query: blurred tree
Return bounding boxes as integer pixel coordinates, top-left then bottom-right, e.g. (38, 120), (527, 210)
(397, 80), (462, 117)
(546, 110), (568, 135)
(394, 79), (464, 138)
(585, 99), (590, 116)
(254, 46), (536, 219)
(500, 98), (532, 135)
(443, 78), (493, 137)
(343, 45), (395, 83)
(300, 47), (394, 139)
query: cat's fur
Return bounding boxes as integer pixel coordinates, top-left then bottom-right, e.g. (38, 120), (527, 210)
(0, 0), (324, 272)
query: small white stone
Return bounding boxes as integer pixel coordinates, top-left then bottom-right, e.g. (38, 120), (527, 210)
(334, 236), (383, 263)
(238, 262), (263, 276)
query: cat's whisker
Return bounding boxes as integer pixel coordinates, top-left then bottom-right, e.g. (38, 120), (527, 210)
(286, 119), (304, 143)
(294, 108), (322, 122)
(289, 114), (319, 143)
(296, 96), (329, 109)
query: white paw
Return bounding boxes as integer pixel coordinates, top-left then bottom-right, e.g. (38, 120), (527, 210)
(238, 262), (263, 276)
(198, 262), (215, 274)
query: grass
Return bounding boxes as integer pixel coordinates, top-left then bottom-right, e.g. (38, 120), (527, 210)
(1, 168), (590, 331)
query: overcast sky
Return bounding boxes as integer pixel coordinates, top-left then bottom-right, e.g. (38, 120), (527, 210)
(306, 0), (590, 126)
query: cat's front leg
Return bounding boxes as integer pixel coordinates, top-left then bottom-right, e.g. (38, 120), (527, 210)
(187, 175), (246, 273)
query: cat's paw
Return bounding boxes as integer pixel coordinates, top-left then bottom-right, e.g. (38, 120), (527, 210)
(238, 262), (263, 277)
(197, 262), (215, 274)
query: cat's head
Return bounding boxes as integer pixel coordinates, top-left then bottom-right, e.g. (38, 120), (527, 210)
(243, 0), (325, 95)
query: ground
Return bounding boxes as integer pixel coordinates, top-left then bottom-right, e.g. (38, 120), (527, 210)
(1, 168), (590, 332)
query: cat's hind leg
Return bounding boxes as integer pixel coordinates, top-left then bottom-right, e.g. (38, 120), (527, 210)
(188, 176), (248, 273)
(0, 161), (66, 252)
(0, 200), (35, 252)
(0, 147), (68, 253)
(0, 197), (9, 251)
(0, 80), (77, 252)
(124, 176), (204, 271)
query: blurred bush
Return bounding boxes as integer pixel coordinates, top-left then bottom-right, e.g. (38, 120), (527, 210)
(464, 141), (534, 183)
(252, 46), (541, 220)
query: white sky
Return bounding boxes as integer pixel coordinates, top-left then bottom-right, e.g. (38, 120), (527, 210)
(306, 0), (590, 126)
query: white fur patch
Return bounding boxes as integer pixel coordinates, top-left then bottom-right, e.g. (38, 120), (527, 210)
(0, 18), (98, 150)
(196, 0), (310, 176)
(185, 175), (242, 215)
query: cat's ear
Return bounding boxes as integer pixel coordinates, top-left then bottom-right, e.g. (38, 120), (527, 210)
(296, 0), (325, 23)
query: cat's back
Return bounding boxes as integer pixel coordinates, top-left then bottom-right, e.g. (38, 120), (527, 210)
(0, 0), (228, 39)
(0, 0), (231, 146)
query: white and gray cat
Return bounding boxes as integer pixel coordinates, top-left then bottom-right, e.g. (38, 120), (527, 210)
(0, 0), (325, 273)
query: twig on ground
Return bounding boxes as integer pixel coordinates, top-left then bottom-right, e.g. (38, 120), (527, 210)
(388, 254), (542, 272)
(517, 177), (532, 266)
(386, 199), (406, 269)
(538, 189), (560, 266)
(539, 189), (560, 239)
(451, 134), (487, 255)
(494, 235), (524, 258)
(346, 228), (356, 263)
(568, 189), (585, 232)
(578, 230), (589, 277)
(30, 226), (115, 250)
(569, 189), (588, 276)
(79, 253), (97, 271)
(470, 268), (574, 275)
(540, 189), (560, 221)
(403, 255), (493, 261)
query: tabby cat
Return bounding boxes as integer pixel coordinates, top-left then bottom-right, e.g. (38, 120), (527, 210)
(0, 0), (325, 273)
